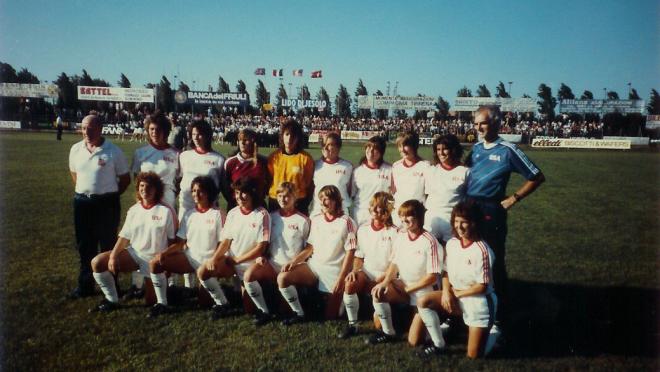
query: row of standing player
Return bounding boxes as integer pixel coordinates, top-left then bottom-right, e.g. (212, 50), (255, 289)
(89, 171), (495, 360)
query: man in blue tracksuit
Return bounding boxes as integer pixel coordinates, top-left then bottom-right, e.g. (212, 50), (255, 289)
(465, 106), (545, 342)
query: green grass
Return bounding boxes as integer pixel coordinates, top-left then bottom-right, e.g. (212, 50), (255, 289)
(1, 132), (659, 370)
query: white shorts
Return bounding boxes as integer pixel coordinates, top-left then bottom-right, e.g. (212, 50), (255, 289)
(424, 212), (452, 243)
(233, 259), (256, 281)
(307, 261), (339, 293)
(458, 292), (497, 328)
(407, 285), (434, 306)
(127, 247), (152, 277)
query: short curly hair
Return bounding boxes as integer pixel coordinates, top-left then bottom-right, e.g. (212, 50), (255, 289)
(135, 171), (164, 204)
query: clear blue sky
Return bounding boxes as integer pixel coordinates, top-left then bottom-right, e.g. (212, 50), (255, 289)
(1, 0), (658, 103)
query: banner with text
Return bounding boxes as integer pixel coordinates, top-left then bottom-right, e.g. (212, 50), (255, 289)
(357, 95), (436, 111)
(177, 91), (248, 106)
(453, 97), (537, 112)
(531, 138), (630, 150)
(0, 83), (59, 98)
(645, 115), (660, 129)
(78, 86), (154, 103)
(559, 99), (645, 114)
(0, 120), (21, 129)
(280, 99), (328, 110)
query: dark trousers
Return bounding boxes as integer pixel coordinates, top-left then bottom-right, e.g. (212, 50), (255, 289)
(73, 192), (120, 292)
(469, 198), (508, 323)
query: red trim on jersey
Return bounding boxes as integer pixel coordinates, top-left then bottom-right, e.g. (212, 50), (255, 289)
(296, 212), (311, 224)
(439, 162), (456, 171)
(195, 206), (210, 213)
(324, 213), (338, 223)
(240, 207), (253, 215)
(461, 238), (473, 249)
(402, 158), (419, 168)
(477, 241), (491, 284)
(279, 208), (296, 218)
(407, 230), (422, 241)
(345, 216), (357, 250)
(423, 231), (440, 272)
(194, 147), (209, 155)
(371, 220), (384, 232)
(323, 157), (339, 164)
(141, 201), (156, 210)
(258, 207), (271, 241)
(363, 161), (380, 170)
(150, 143), (171, 151)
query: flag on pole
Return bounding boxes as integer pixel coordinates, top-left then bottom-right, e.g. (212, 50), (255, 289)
(293, 69), (303, 77)
(311, 70), (322, 78)
(254, 68), (265, 75)
(272, 69), (283, 77)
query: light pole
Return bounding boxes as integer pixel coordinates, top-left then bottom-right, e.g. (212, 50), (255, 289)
(627, 82), (632, 98)
(508, 81), (513, 97)
(174, 74), (178, 113)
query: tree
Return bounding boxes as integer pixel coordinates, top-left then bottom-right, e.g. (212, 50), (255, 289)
(374, 90), (387, 120)
(0, 62), (18, 83)
(236, 80), (250, 114)
(16, 68), (39, 84)
(435, 96), (450, 120)
(335, 84), (352, 118)
(255, 79), (269, 113)
(178, 81), (190, 92)
(557, 83), (575, 100)
(647, 89), (660, 115)
(495, 81), (510, 98)
(607, 91), (619, 100)
(354, 79), (370, 118)
(276, 83), (288, 115)
(456, 86), (472, 97)
(522, 93), (531, 98)
(413, 93), (430, 120)
(476, 84), (491, 97)
(55, 72), (77, 110)
(217, 76), (230, 93)
(118, 73), (131, 88)
(537, 84), (556, 121)
(79, 69), (94, 86)
(315, 86), (331, 117)
(580, 90), (594, 100)
(297, 84), (311, 116)
(157, 76), (174, 112)
(629, 88), (640, 100)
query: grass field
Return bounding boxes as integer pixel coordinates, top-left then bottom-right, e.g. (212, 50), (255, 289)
(1, 131), (659, 371)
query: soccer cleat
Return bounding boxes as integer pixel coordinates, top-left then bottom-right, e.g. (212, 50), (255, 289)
(417, 344), (444, 358)
(210, 304), (231, 320)
(89, 298), (120, 313)
(252, 310), (272, 326)
(121, 285), (144, 300)
(281, 314), (305, 326)
(366, 331), (397, 345)
(439, 319), (452, 335)
(147, 303), (170, 318)
(338, 325), (359, 339)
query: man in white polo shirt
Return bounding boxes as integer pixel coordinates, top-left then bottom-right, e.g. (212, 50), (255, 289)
(68, 114), (130, 299)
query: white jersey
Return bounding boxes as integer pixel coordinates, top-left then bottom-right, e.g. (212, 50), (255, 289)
(69, 139), (129, 195)
(178, 149), (225, 218)
(221, 206), (271, 259)
(119, 202), (177, 260)
(307, 214), (357, 269)
(445, 238), (494, 294)
(350, 161), (392, 225)
(269, 210), (311, 268)
(392, 159), (429, 208)
(310, 158), (353, 216)
(355, 222), (398, 278)
(177, 207), (225, 263)
(132, 144), (180, 201)
(391, 230), (442, 286)
(424, 164), (468, 216)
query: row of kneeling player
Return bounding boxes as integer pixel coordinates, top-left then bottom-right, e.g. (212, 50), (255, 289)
(89, 173), (497, 359)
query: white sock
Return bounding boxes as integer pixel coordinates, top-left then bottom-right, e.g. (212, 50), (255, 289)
(131, 271), (144, 288)
(372, 301), (395, 336)
(418, 307), (446, 348)
(245, 280), (269, 314)
(201, 277), (228, 305)
(150, 273), (168, 305)
(343, 293), (359, 324)
(168, 275), (177, 287)
(279, 285), (304, 316)
(93, 271), (119, 303)
(184, 273), (196, 288)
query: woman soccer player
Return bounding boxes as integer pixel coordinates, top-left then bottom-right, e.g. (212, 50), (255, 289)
(147, 176), (231, 319)
(223, 128), (270, 211)
(424, 134), (468, 245)
(267, 119), (314, 214)
(338, 191), (398, 339)
(198, 178), (271, 324)
(241, 182), (311, 322)
(368, 199), (442, 345)
(277, 185), (357, 325)
(309, 132), (353, 217)
(414, 201), (496, 359)
(350, 136), (392, 226)
(89, 172), (177, 317)
(391, 131), (430, 226)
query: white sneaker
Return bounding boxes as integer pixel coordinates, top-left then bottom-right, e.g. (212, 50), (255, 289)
(439, 320), (451, 335)
(484, 324), (501, 356)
